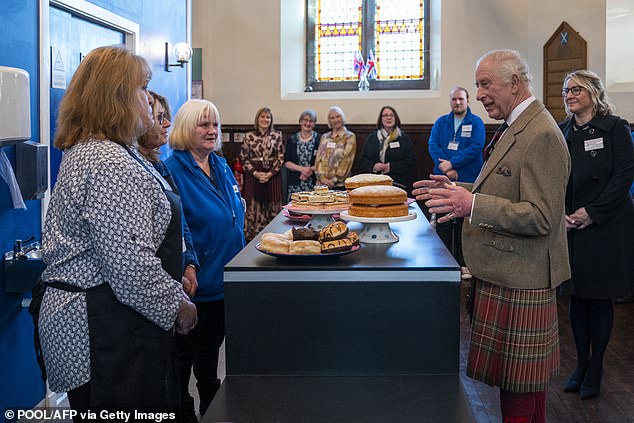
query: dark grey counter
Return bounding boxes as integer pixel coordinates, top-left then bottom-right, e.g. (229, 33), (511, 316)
(203, 204), (473, 422)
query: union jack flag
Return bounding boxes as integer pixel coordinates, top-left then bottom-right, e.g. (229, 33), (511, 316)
(353, 51), (365, 78)
(365, 50), (377, 79)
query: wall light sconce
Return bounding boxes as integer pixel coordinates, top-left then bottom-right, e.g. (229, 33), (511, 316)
(165, 42), (193, 72)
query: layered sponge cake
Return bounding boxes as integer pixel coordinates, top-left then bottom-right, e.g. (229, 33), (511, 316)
(344, 173), (393, 190)
(348, 185), (408, 218)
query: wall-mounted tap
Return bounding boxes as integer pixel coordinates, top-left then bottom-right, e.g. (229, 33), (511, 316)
(13, 236), (37, 260)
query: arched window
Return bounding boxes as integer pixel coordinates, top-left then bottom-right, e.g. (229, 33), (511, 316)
(306, 0), (430, 91)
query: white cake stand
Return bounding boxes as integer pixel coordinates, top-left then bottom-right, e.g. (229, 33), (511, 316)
(283, 205), (348, 230)
(339, 211), (417, 243)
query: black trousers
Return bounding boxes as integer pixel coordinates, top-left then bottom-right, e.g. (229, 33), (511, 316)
(67, 382), (90, 423)
(175, 299), (225, 416)
(435, 217), (465, 266)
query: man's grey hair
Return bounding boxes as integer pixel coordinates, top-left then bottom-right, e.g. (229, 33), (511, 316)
(477, 49), (533, 88)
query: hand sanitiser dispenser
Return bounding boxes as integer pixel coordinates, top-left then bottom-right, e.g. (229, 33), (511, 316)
(0, 66), (48, 201)
(0, 66), (31, 145)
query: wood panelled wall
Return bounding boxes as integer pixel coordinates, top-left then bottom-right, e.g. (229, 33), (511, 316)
(220, 124), (501, 192)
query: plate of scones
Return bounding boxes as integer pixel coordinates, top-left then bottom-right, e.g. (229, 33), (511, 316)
(256, 221), (360, 257)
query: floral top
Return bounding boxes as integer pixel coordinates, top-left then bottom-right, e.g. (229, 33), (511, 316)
(39, 140), (183, 392)
(285, 131), (319, 201)
(314, 129), (356, 188)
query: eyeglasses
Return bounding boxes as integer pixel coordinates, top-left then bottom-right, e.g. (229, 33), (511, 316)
(382, 113), (395, 118)
(562, 86), (584, 97)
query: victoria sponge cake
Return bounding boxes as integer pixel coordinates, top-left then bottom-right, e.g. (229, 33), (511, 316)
(344, 173), (393, 190)
(348, 185), (408, 218)
(348, 185), (407, 205)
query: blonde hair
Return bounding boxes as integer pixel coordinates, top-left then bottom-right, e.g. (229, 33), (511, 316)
(169, 99), (222, 152)
(54, 46), (151, 150)
(563, 70), (613, 117)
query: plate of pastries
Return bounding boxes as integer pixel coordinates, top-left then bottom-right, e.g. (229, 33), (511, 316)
(287, 185), (350, 212)
(256, 221), (360, 257)
(281, 207), (341, 223)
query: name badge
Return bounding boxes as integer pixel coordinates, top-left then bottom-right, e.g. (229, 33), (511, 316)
(461, 125), (472, 137)
(448, 141), (459, 151)
(584, 137), (604, 151)
(389, 141), (400, 149)
(326, 141), (336, 149)
(233, 184), (240, 193)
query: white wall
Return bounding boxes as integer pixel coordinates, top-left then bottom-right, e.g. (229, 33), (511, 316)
(192, 0), (630, 125)
(607, 0), (634, 120)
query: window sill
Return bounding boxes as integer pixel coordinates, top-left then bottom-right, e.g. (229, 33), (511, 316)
(281, 89), (442, 101)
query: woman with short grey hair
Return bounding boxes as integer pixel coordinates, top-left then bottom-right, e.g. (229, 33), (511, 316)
(284, 109), (320, 201)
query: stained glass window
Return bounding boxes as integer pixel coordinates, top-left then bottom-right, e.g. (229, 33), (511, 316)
(306, 0), (430, 91)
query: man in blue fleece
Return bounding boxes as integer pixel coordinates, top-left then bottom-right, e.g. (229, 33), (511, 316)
(428, 86), (485, 279)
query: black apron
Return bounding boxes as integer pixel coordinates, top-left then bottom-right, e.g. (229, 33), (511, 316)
(72, 148), (182, 410)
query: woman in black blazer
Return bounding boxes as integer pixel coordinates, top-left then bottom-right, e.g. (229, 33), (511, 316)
(359, 106), (417, 193)
(559, 70), (634, 400)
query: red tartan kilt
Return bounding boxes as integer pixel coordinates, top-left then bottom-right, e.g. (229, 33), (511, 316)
(466, 279), (560, 393)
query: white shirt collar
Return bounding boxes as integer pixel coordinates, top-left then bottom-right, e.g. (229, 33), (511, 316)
(505, 95), (536, 127)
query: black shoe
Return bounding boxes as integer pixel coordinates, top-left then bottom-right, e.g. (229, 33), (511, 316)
(180, 396), (199, 423)
(198, 378), (221, 416)
(563, 360), (589, 392)
(580, 363), (603, 400)
(615, 295), (634, 304)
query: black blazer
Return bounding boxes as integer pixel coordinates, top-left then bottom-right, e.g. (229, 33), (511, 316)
(559, 115), (634, 299)
(358, 130), (417, 192)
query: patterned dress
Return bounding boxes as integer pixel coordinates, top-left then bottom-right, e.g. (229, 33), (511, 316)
(315, 128), (356, 189)
(39, 140), (182, 392)
(239, 130), (285, 241)
(285, 131), (319, 202)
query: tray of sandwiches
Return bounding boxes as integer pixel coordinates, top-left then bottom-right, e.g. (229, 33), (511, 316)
(256, 221), (360, 258)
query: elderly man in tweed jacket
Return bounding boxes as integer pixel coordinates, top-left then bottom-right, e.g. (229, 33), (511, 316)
(413, 49), (571, 423)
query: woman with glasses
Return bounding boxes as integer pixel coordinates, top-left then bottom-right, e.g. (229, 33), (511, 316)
(138, 91), (199, 299)
(559, 70), (634, 400)
(315, 106), (356, 190)
(358, 105), (417, 193)
(284, 110), (319, 202)
(240, 107), (285, 241)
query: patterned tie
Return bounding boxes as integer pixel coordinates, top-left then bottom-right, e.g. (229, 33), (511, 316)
(483, 122), (509, 161)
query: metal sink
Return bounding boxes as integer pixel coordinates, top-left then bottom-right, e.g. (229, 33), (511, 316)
(4, 247), (46, 293)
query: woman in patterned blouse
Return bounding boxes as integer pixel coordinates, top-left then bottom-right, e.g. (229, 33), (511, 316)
(239, 107), (285, 241)
(39, 46), (197, 415)
(315, 106), (356, 189)
(284, 109), (319, 202)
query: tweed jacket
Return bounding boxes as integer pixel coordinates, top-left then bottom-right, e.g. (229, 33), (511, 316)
(461, 100), (571, 289)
